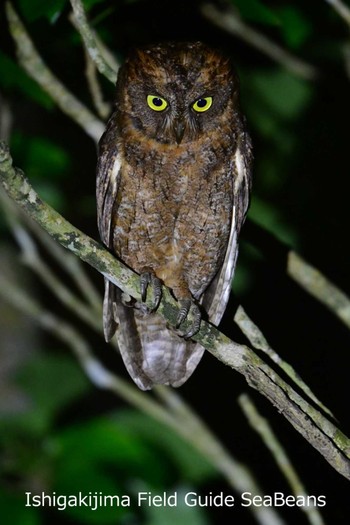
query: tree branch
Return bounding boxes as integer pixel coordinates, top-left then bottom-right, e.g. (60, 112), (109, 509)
(82, 44), (112, 119)
(234, 306), (335, 419)
(0, 192), (102, 330)
(5, 2), (104, 143)
(324, 0), (350, 26)
(69, 0), (118, 84)
(201, 3), (318, 80)
(288, 251), (350, 331)
(0, 274), (286, 525)
(1, 140), (350, 480)
(238, 394), (325, 525)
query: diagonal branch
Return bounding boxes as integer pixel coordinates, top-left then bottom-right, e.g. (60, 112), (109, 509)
(201, 3), (318, 80)
(288, 251), (350, 330)
(324, 0), (350, 26)
(238, 394), (326, 525)
(1, 140), (350, 480)
(234, 306), (335, 419)
(69, 0), (119, 83)
(0, 275), (286, 525)
(5, 2), (104, 143)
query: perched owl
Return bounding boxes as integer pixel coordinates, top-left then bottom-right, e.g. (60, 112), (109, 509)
(96, 41), (252, 390)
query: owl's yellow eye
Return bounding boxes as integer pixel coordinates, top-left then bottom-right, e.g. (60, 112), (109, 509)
(147, 95), (168, 111)
(192, 97), (213, 112)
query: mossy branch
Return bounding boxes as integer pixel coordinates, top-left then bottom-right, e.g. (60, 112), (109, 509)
(69, 0), (119, 83)
(1, 140), (350, 480)
(5, 2), (104, 143)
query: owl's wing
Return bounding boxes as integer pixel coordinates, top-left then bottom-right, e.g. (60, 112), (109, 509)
(96, 111), (122, 341)
(202, 122), (253, 325)
(96, 111), (120, 248)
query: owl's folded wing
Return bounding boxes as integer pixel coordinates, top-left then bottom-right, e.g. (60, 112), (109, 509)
(96, 110), (122, 340)
(96, 110), (121, 248)
(202, 122), (253, 325)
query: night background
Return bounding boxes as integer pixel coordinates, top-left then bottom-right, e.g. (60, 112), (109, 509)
(0, 0), (350, 523)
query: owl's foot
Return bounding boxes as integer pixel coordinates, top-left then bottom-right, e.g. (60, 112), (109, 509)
(140, 272), (162, 311)
(176, 298), (201, 339)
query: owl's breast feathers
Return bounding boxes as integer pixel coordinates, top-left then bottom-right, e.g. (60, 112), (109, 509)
(112, 119), (237, 300)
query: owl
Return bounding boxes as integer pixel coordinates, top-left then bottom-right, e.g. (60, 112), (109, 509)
(96, 41), (252, 390)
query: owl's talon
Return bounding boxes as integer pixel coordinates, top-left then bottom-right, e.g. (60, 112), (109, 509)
(176, 298), (191, 328)
(140, 272), (162, 310)
(140, 272), (151, 302)
(176, 299), (201, 339)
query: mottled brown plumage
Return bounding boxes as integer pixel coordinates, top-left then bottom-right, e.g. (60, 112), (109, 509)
(96, 41), (252, 390)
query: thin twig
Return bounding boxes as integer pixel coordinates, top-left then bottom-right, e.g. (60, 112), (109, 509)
(324, 0), (350, 26)
(238, 394), (326, 525)
(0, 188), (102, 329)
(16, 223), (101, 330)
(155, 387), (285, 525)
(0, 275), (285, 525)
(1, 140), (349, 480)
(69, 0), (118, 83)
(201, 3), (318, 80)
(0, 273), (180, 432)
(5, 2), (104, 143)
(288, 251), (350, 331)
(27, 218), (102, 311)
(83, 45), (111, 119)
(234, 305), (335, 419)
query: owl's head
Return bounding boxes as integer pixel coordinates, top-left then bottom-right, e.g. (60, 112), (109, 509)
(115, 42), (239, 144)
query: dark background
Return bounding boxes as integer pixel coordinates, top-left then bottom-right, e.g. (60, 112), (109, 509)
(1, 0), (349, 523)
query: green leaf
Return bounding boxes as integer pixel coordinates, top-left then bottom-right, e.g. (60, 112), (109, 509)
(13, 353), (90, 434)
(112, 410), (216, 484)
(243, 69), (313, 122)
(242, 67), (314, 161)
(11, 133), (71, 179)
(277, 7), (312, 50)
(52, 415), (174, 522)
(10, 132), (72, 210)
(0, 490), (40, 525)
(232, 260), (255, 296)
(53, 461), (129, 523)
(0, 51), (53, 109)
(83, 0), (108, 11)
(231, 0), (280, 26)
(54, 416), (166, 482)
(18, 0), (68, 23)
(249, 197), (298, 247)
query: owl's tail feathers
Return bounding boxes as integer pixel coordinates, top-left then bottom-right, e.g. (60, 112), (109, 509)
(117, 300), (205, 390)
(115, 296), (158, 390)
(102, 280), (205, 390)
(129, 313), (205, 390)
(102, 278), (119, 342)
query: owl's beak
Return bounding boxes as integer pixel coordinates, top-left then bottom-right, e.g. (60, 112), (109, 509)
(174, 121), (185, 144)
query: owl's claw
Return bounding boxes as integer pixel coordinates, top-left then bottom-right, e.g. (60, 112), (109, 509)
(176, 299), (201, 339)
(140, 272), (162, 311)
